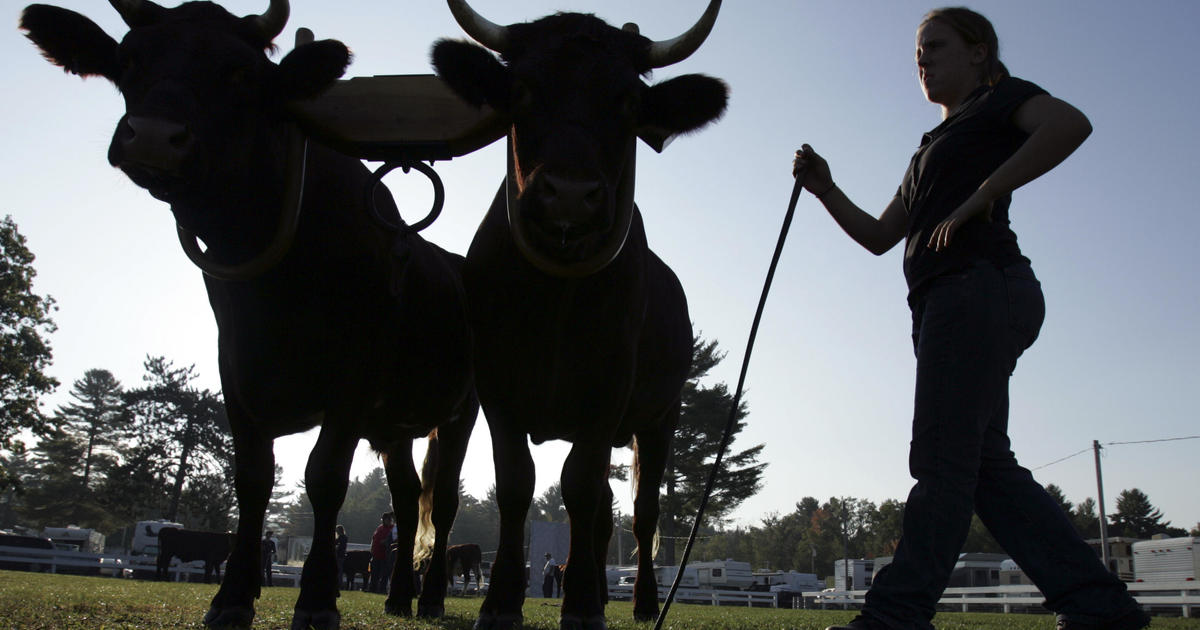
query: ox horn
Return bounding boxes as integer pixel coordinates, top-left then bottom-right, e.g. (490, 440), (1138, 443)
(251, 0), (290, 41)
(646, 0), (722, 69)
(446, 0), (509, 53)
(108, 0), (162, 27)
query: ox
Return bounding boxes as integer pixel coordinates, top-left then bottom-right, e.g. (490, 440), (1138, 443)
(21, 1), (478, 627)
(156, 526), (235, 584)
(432, 1), (727, 628)
(446, 543), (483, 594)
(342, 550), (372, 592)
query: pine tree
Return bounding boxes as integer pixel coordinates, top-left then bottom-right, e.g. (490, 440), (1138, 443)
(1073, 497), (1101, 539)
(124, 357), (231, 524)
(54, 369), (125, 490)
(660, 334), (767, 565)
(1110, 488), (1170, 538)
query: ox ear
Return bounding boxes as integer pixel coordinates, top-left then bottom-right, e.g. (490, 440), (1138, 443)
(278, 40), (351, 100)
(641, 74), (729, 137)
(21, 4), (120, 81)
(431, 39), (509, 110)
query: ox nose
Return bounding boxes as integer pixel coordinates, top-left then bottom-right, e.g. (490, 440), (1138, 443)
(118, 116), (194, 173)
(536, 173), (606, 236)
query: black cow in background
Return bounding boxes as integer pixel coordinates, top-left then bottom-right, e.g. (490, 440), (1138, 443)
(432, 0), (727, 628)
(342, 550), (372, 591)
(20, 1), (478, 628)
(156, 527), (235, 584)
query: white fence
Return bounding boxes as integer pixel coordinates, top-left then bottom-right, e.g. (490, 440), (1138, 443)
(608, 584), (779, 607)
(800, 582), (1200, 618)
(0, 544), (302, 587)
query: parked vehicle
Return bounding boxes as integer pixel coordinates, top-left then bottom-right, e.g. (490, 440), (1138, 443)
(0, 532), (55, 572)
(1133, 536), (1200, 582)
(42, 527), (105, 553)
(130, 520), (184, 558)
(690, 559), (755, 590)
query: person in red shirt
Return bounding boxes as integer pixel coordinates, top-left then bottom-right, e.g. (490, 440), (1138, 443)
(369, 512), (394, 594)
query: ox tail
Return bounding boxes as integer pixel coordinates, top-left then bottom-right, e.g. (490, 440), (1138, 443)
(413, 428), (439, 569)
(627, 439), (662, 564)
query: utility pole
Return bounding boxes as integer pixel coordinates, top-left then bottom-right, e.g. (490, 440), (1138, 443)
(1094, 440), (1111, 571)
(841, 498), (850, 590)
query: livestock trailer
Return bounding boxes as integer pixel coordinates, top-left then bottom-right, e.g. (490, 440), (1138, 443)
(1133, 536), (1200, 582)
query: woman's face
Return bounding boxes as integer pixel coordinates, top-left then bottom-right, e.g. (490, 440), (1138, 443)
(915, 20), (986, 111)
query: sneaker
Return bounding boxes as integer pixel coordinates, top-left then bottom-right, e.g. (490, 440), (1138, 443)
(1056, 608), (1151, 630)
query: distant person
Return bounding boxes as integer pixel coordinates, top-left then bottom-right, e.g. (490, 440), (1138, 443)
(541, 552), (557, 598)
(260, 530), (276, 587)
(369, 512), (394, 594)
(791, 8), (1147, 630)
(335, 525), (348, 584)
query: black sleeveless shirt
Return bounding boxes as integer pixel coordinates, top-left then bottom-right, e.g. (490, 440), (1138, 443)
(899, 76), (1047, 299)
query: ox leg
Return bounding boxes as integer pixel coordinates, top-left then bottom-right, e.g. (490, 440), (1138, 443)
(291, 424), (358, 630)
(418, 400), (477, 617)
(476, 426), (534, 630)
(592, 482), (615, 606)
(631, 411), (676, 622)
(206, 418), (273, 629)
(383, 440), (420, 617)
(559, 442), (613, 630)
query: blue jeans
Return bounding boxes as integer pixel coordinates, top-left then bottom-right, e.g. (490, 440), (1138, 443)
(863, 262), (1139, 630)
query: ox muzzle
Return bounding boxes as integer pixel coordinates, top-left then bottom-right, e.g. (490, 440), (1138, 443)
(506, 136), (636, 278)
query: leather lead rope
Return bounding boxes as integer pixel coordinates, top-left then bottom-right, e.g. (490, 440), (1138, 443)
(654, 172), (807, 630)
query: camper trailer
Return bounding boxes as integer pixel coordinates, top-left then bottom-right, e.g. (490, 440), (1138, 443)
(690, 559), (755, 590)
(1133, 536), (1200, 582)
(41, 526), (105, 553)
(130, 520), (184, 558)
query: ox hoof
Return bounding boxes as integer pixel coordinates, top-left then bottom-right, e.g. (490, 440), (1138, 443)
(290, 608), (340, 630)
(633, 609), (658, 623)
(560, 613), (607, 630)
(384, 598), (413, 617)
(474, 612), (524, 629)
(203, 605), (255, 629)
(417, 603), (445, 618)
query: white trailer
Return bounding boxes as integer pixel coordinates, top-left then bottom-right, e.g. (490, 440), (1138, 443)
(1133, 537), (1200, 582)
(41, 526), (105, 553)
(130, 520), (184, 558)
(690, 559), (755, 590)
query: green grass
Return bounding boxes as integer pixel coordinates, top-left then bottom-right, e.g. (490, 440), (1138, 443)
(0, 571), (1196, 630)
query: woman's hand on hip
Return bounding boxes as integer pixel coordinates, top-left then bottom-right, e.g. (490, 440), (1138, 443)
(928, 193), (993, 252)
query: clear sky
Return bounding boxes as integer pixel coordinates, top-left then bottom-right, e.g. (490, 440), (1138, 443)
(6, 0), (1199, 536)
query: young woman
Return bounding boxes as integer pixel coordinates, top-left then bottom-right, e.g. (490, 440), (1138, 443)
(793, 8), (1148, 630)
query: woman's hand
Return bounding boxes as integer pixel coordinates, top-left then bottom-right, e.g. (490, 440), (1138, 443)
(927, 193), (993, 252)
(792, 144), (835, 197)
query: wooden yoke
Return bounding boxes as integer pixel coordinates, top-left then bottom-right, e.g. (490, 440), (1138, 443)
(286, 73), (507, 163)
(285, 23), (503, 163)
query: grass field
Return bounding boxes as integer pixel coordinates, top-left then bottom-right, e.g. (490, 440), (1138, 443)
(1, 571), (1196, 630)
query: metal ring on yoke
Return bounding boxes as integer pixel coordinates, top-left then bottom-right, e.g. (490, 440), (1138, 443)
(364, 160), (445, 234)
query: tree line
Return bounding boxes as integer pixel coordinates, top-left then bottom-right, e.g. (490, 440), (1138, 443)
(2, 213), (1196, 573)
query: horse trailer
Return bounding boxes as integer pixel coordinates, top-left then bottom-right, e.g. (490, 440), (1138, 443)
(1133, 536), (1200, 582)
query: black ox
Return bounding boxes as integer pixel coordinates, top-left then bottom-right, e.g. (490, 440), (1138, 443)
(432, 1), (727, 628)
(341, 549), (372, 592)
(21, 1), (478, 628)
(155, 526), (235, 584)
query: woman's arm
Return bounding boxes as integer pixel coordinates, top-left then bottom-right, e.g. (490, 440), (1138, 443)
(927, 94), (1092, 251)
(794, 144), (907, 256)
